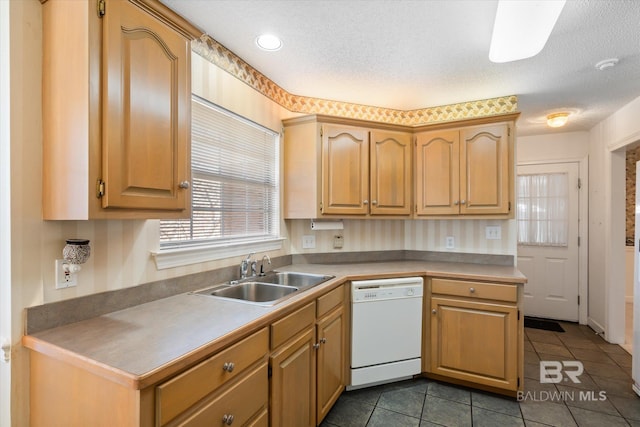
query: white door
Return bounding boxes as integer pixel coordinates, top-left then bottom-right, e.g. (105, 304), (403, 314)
(517, 162), (580, 321)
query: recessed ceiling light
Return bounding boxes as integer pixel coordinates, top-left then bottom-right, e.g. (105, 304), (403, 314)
(489, 0), (566, 63)
(595, 58), (619, 71)
(255, 34), (282, 51)
(546, 112), (570, 128)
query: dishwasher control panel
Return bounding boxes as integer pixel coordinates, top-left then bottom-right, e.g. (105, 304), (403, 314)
(352, 277), (423, 302)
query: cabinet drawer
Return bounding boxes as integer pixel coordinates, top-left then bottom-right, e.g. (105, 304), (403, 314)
(174, 362), (268, 427)
(271, 302), (315, 349)
(431, 278), (517, 303)
(317, 285), (344, 318)
(156, 328), (268, 426)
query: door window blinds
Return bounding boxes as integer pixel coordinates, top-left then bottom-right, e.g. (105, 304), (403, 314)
(517, 172), (569, 246)
(160, 96), (280, 247)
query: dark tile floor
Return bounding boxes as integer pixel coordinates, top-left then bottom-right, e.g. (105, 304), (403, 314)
(321, 322), (639, 426)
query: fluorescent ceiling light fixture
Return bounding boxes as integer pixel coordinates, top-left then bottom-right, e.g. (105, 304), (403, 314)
(490, 0), (566, 63)
(546, 112), (569, 128)
(255, 34), (282, 51)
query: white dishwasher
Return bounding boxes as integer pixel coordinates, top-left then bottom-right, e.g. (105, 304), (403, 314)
(349, 277), (423, 390)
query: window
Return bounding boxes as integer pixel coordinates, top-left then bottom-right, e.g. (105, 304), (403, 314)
(517, 173), (569, 246)
(160, 96), (280, 253)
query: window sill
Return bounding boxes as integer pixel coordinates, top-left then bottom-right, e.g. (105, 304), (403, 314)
(151, 238), (285, 270)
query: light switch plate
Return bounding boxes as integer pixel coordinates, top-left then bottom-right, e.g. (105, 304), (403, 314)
(485, 226), (502, 240)
(302, 235), (316, 249)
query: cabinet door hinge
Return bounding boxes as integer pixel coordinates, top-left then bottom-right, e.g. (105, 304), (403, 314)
(508, 126), (511, 137)
(320, 125), (323, 138)
(97, 179), (105, 199)
(578, 295), (580, 305)
(578, 178), (582, 189)
(517, 310), (520, 320)
(97, 0), (106, 17)
(508, 201), (511, 212)
(517, 377), (520, 387)
(320, 202), (323, 213)
(578, 236), (581, 247)
(268, 365), (272, 378)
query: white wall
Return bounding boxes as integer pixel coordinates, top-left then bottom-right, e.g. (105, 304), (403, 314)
(589, 95), (640, 342)
(518, 131), (589, 162)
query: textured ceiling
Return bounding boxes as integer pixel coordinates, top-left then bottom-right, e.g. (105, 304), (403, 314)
(161, 0), (640, 136)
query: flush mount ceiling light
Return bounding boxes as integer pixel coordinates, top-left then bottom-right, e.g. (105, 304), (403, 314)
(546, 112), (570, 128)
(255, 34), (282, 51)
(595, 58), (619, 71)
(490, 0), (566, 63)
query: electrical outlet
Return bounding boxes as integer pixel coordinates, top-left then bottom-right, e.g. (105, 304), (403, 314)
(333, 235), (344, 249)
(445, 236), (455, 249)
(302, 235), (316, 249)
(485, 226), (502, 240)
(55, 259), (77, 289)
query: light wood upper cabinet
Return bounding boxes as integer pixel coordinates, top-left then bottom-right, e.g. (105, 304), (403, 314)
(415, 130), (460, 215)
(416, 122), (513, 217)
(369, 130), (412, 215)
(42, 0), (198, 219)
(283, 117), (412, 218)
(321, 125), (370, 215)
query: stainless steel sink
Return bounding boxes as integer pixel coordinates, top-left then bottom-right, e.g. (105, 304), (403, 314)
(192, 271), (334, 306)
(198, 282), (299, 303)
(254, 271), (334, 288)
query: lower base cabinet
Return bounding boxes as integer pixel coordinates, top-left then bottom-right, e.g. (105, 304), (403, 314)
(269, 285), (347, 427)
(428, 277), (522, 394)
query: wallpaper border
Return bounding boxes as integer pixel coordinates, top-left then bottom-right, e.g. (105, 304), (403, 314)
(192, 35), (518, 125)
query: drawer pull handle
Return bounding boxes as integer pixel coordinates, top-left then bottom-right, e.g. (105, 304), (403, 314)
(320, 337), (327, 344)
(222, 362), (235, 373)
(432, 309), (437, 314)
(222, 414), (234, 425)
(469, 287), (476, 293)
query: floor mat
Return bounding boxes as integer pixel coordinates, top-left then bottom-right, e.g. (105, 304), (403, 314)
(524, 316), (565, 332)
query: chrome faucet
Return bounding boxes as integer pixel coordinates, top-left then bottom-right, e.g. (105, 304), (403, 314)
(259, 254), (272, 276)
(240, 252), (255, 279)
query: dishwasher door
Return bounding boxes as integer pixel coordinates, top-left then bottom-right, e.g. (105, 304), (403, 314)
(350, 277), (423, 388)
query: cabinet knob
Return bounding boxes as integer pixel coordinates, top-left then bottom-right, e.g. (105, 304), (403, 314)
(320, 337), (327, 344)
(454, 200), (459, 205)
(313, 343), (320, 349)
(222, 414), (234, 425)
(460, 200), (466, 205)
(469, 287), (475, 293)
(178, 180), (190, 189)
(363, 200), (369, 205)
(222, 362), (235, 373)
(432, 309), (437, 314)
(371, 200), (378, 205)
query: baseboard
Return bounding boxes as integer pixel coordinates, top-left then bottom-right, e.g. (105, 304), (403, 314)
(587, 317), (606, 337)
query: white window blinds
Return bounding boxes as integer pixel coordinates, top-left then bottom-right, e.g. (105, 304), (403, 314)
(517, 173), (569, 246)
(160, 96), (280, 247)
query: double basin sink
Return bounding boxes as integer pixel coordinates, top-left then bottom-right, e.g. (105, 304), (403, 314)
(192, 271), (334, 306)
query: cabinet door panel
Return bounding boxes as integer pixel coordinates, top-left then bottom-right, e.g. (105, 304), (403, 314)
(416, 130), (460, 215)
(317, 307), (345, 423)
(460, 124), (509, 214)
(270, 328), (316, 427)
(103, 0), (190, 211)
(370, 131), (412, 215)
(322, 125), (369, 215)
(431, 296), (518, 390)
